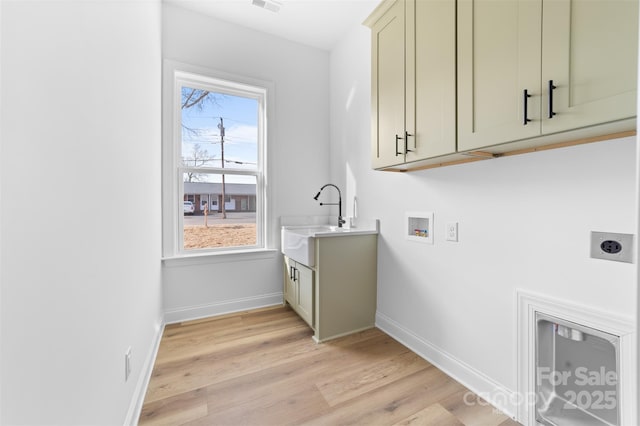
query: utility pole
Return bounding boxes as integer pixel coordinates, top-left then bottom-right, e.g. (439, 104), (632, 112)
(218, 117), (227, 219)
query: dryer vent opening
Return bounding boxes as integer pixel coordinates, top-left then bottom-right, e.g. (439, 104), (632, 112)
(536, 312), (620, 426)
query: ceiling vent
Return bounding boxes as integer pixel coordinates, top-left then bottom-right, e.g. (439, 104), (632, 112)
(251, 0), (282, 13)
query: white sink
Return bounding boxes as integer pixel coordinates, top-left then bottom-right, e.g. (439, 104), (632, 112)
(281, 225), (345, 267)
(281, 221), (379, 267)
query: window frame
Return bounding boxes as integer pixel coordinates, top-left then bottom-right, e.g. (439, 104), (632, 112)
(162, 61), (271, 259)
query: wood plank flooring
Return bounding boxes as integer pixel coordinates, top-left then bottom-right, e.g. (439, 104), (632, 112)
(139, 306), (521, 426)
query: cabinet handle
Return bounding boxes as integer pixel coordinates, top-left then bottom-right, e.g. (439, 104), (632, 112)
(395, 134), (404, 156)
(405, 131), (414, 153)
(289, 266), (295, 281)
(294, 268), (299, 282)
(548, 80), (557, 119)
(523, 89), (532, 125)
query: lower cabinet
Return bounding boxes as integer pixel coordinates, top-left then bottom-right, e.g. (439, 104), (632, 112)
(296, 264), (314, 326)
(283, 257), (314, 327)
(283, 233), (378, 343)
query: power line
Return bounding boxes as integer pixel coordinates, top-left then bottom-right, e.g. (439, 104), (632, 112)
(182, 111), (257, 126)
(181, 157), (257, 166)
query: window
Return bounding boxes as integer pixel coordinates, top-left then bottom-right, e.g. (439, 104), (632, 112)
(163, 64), (269, 257)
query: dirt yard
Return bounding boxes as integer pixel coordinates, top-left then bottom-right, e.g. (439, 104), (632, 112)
(183, 224), (257, 249)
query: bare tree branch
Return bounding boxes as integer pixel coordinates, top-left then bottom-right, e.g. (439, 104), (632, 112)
(182, 143), (215, 182)
(181, 123), (201, 138)
(181, 89), (210, 109)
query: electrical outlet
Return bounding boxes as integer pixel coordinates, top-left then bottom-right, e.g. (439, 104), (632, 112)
(446, 222), (458, 242)
(590, 231), (633, 263)
(125, 347), (132, 381)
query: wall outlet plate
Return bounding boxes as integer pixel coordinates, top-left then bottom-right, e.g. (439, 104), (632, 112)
(446, 222), (458, 242)
(590, 231), (634, 263)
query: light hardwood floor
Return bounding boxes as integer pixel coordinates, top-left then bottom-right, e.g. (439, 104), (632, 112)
(139, 306), (521, 426)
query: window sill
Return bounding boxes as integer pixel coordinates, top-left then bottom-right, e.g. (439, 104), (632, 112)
(162, 248), (279, 268)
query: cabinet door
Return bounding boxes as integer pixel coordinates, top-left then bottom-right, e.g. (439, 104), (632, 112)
(458, 0), (542, 151)
(283, 257), (296, 306)
(371, 0), (406, 168)
(295, 263), (314, 327)
(407, 0), (456, 161)
(541, 0), (638, 134)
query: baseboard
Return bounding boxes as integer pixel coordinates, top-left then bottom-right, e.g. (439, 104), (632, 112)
(124, 316), (165, 426)
(164, 292), (284, 324)
(376, 311), (518, 420)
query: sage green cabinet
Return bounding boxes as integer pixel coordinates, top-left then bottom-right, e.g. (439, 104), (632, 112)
(365, 0), (456, 169)
(296, 263), (313, 326)
(457, 0), (541, 150)
(541, 0), (638, 135)
(458, 0), (638, 152)
(368, 0), (405, 168)
(283, 233), (377, 343)
(283, 256), (296, 306)
(283, 257), (314, 328)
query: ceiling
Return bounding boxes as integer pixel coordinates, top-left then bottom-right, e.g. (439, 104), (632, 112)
(164, 0), (381, 51)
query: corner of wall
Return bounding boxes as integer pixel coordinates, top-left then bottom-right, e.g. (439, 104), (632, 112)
(124, 315), (165, 426)
(375, 311), (518, 420)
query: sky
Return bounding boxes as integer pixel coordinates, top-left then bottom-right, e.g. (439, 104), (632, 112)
(181, 87), (259, 179)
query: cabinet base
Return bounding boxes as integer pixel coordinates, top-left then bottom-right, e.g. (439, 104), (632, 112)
(313, 324), (376, 344)
(378, 127), (636, 173)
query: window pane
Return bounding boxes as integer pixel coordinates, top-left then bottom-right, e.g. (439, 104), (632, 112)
(182, 173), (257, 250)
(180, 86), (258, 171)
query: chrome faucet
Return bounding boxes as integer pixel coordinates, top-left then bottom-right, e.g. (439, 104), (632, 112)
(313, 183), (346, 227)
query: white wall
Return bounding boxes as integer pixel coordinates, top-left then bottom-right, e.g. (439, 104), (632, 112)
(637, 3), (640, 413)
(162, 4), (331, 321)
(0, 0), (4, 420)
(1, 1), (632, 422)
(0, 1), (163, 424)
(330, 25), (637, 417)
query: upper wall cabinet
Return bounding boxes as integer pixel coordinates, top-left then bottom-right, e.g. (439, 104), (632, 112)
(541, 0), (638, 135)
(367, 0), (405, 168)
(457, 0), (542, 150)
(458, 0), (638, 152)
(365, 0), (456, 169)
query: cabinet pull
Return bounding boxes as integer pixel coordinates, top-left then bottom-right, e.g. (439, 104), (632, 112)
(294, 268), (299, 282)
(289, 266), (295, 281)
(548, 80), (557, 119)
(523, 89), (532, 125)
(395, 134), (404, 156)
(405, 131), (414, 153)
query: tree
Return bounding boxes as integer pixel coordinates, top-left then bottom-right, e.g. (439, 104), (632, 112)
(181, 88), (209, 109)
(181, 88), (222, 136)
(181, 88), (228, 218)
(181, 88), (222, 110)
(180, 89), (217, 183)
(182, 143), (214, 182)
